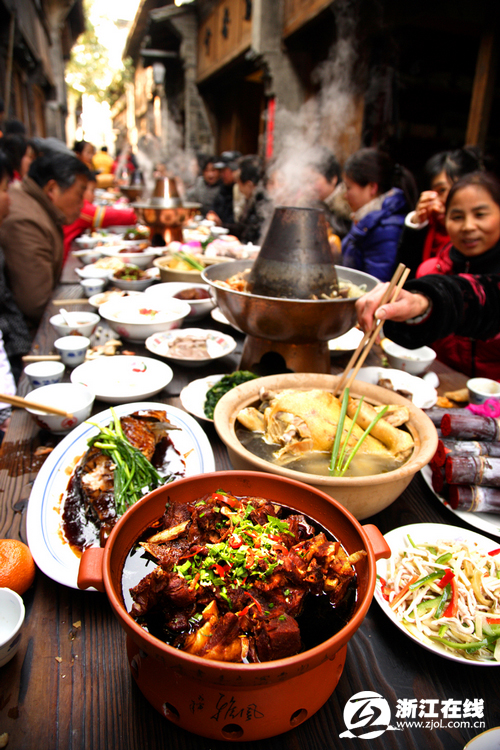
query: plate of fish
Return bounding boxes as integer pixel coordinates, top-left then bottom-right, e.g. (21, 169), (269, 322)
(26, 403), (215, 589)
(375, 523), (500, 665)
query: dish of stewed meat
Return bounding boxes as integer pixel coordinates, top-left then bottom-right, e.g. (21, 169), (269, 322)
(123, 490), (366, 663)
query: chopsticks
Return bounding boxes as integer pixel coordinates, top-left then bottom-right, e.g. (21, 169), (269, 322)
(22, 355), (62, 362)
(0, 393), (73, 417)
(333, 263), (410, 398)
(52, 299), (89, 305)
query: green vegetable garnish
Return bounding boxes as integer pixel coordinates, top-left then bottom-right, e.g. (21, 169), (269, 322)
(86, 408), (168, 516)
(172, 250), (205, 271)
(329, 387), (389, 477)
(204, 371), (258, 419)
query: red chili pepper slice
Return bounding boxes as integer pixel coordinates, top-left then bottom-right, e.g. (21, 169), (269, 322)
(245, 592), (262, 614)
(228, 535), (243, 549)
(486, 617), (500, 624)
(488, 547), (500, 556)
(437, 568), (455, 589)
(443, 576), (458, 617)
(245, 551), (255, 569)
(213, 563), (230, 578)
(237, 603), (255, 617)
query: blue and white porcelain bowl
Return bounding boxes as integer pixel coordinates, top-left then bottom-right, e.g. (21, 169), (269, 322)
(0, 588), (25, 667)
(54, 336), (90, 368)
(24, 361), (65, 387)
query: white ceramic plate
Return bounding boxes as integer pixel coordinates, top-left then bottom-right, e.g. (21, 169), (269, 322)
(352, 367), (437, 409)
(180, 374), (225, 421)
(75, 264), (113, 280)
(375, 522), (500, 665)
(210, 307), (243, 332)
(328, 327), (364, 354)
(26, 402), (215, 589)
(70, 355), (173, 403)
(145, 328), (237, 366)
(421, 464), (500, 540)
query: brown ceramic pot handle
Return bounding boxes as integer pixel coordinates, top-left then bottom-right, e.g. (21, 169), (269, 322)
(77, 547), (105, 592)
(362, 524), (391, 561)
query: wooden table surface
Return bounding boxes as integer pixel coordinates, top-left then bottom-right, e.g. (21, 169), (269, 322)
(1, 260), (498, 750)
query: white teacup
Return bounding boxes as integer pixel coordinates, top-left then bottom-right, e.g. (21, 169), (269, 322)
(54, 336), (90, 367)
(0, 588), (25, 667)
(81, 278), (106, 297)
(467, 377), (500, 405)
(24, 361), (65, 387)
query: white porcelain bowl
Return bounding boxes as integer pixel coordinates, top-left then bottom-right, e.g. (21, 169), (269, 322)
(25, 383), (95, 434)
(54, 336), (90, 367)
(75, 264), (114, 280)
(74, 235), (103, 250)
(0, 588), (25, 667)
(109, 268), (156, 292)
(145, 282), (215, 321)
(98, 293), (190, 341)
(380, 338), (436, 375)
(467, 377), (500, 405)
(24, 361), (65, 388)
(49, 312), (100, 338)
(81, 278), (107, 297)
(100, 246), (159, 269)
(72, 248), (103, 265)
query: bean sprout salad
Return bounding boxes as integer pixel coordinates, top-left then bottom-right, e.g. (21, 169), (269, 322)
(378, 535), (500, 662)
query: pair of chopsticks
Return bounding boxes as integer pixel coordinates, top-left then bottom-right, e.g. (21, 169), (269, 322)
(0, 392), (73, 418)
(333, 263), (410, 398)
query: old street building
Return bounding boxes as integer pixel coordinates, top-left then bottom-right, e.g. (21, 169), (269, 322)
(118, 0), (500, 178)
(0, 0), (85, 138)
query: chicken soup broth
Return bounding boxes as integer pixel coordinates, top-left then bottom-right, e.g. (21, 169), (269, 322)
(122, 491), (364, 663)
(237, 427), (403, 477)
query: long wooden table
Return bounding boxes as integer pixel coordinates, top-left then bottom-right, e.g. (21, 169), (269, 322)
(1, 265), (498, 750)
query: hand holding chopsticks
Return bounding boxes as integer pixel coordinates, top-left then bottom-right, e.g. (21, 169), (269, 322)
(334, 264), (410, 398)
(0, 393), (73, 418)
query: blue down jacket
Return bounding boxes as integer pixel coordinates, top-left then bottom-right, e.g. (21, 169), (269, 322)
(341, 188), (408, 281)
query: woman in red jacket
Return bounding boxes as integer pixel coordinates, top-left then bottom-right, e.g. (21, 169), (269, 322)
(63, 174), (137, 262)
(414, 171), (500, 379)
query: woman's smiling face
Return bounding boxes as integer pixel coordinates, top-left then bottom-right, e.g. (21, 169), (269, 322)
(445, 184), (500, 257)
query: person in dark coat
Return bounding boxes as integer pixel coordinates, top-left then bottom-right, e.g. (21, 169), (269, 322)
(207, 151), (242, 226)
(226, 156), (271, 245)
(186, 155), (221, 216)
(341, 148), (417, 282)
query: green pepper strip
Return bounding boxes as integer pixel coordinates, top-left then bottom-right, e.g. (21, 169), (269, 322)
(409, 572), (441, 590)
(415, 597), (441, 615)
(429, 636), (490, 652)
(435, 552), (453, 565)
(433, 583), (451, 619)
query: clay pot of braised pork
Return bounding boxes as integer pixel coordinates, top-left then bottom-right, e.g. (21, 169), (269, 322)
(78, 471), (389, 742)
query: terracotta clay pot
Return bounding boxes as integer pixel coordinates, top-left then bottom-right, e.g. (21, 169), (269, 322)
(78, 471), (389, 742)
(213, 374), (439, 520)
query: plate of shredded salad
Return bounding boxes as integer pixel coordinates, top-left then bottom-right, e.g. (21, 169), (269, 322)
(375, 523), (500, 665)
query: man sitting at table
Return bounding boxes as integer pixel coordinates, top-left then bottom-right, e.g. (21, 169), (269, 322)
(0, 149), (92, 330)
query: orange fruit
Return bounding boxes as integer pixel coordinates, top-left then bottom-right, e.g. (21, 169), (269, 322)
(0, 539), (36, 595)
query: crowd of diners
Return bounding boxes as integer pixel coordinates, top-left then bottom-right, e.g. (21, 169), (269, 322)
(1, 110), (500, 439)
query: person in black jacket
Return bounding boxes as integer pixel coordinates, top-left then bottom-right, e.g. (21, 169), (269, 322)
(225, 156), (271, 245)
(207, 151), (242, 226)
